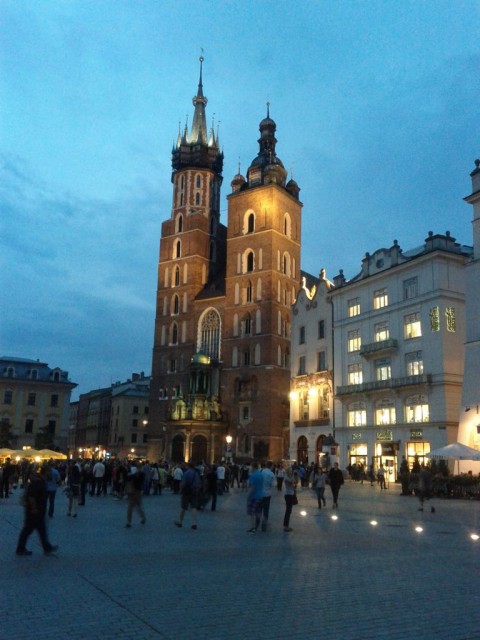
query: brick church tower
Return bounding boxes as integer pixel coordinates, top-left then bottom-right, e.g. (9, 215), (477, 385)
(148, 60), (302, 463)
(221, 106), (302, 461)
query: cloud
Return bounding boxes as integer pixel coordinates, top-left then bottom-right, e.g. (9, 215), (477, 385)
(1, 153), (160, 396)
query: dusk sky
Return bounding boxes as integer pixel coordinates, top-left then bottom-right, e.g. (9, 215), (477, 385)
(2, 1), (479, 399)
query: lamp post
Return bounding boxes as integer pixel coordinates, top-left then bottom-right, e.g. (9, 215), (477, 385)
(225, 435), (233, 463)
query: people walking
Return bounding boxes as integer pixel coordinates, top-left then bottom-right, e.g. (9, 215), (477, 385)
(328, 462), (344, 508)
(378, 463), (387, 490)
(66, 459), (81, 518)
(16, 465), (58, 556)
(125, 462), (146, 527)
(246, 462), (264, 533)
(45, 461), (61, 518)
(174, 462), (201, 529)
(260, 461), (275, 531)
(418, 464), (435, 513)
(91, 459), (105, 496)
(312, 464), (327, 508)
(275, 464), (285, 491)
(283, 466), (299, 532)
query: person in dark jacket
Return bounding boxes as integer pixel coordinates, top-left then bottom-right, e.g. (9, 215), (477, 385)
(16, 465), (58, 556)
(327, 462), (344, 509)
(125, 462), (146, 528)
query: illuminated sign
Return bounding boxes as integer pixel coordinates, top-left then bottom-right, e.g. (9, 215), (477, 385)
(376, 430), (392, 441)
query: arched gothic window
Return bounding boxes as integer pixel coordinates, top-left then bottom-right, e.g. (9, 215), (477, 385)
(198, 308), (221, 360)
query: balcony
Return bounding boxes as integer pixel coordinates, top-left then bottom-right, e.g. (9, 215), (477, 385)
(336, 373), (431, 397)
(294, 418), (331, 428)
(360, 338), (398, 358)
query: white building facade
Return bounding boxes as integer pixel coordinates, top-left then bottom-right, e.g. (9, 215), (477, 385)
(458, 160), (480, 470)
(289, 271), (336, 464)
(330, 232), (471, 480)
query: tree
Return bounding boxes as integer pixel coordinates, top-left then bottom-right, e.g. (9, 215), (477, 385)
(0, 419), (14, 448)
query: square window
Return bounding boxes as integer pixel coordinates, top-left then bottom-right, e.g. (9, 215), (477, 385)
(348, 330), (361, 352)
(317, 351), (326, 372)
(348, 298), (360, 317)
(404, 313), (422, 339)
(374, 288), (388, 310)
(374, 322), (389, 342)
(318, 320), (325, 339)
(298, 356), (306, 375)
(403, 277), (418, 300)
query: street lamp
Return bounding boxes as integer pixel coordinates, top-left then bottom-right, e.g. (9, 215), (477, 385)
(225, 435), (233, 463)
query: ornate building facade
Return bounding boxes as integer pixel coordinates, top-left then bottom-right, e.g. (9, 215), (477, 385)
(148, 59), (302, 463)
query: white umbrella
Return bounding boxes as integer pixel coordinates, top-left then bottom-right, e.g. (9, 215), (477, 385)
(426, 442), (480, 461)
(426, 442), (480, 474)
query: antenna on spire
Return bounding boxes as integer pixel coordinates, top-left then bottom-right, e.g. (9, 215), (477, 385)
(266, 100), (270, 118)
(238, 157), (241, 174)
(290, 163), (294, 180)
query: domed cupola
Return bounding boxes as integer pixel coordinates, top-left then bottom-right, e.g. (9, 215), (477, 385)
(231, 163), (246, 193)
(246, 103), (287, 188)
(286, 177), (300, 199)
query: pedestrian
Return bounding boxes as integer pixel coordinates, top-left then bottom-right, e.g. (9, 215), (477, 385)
(205, 464), (218, 511)
(275, 464), (285, 491)
(283, 466), (298, 532)
(327, 462), (344, 508)
(91, 458), (105, 496)
(66, 459), (81, 518)
(0, 457), (14, 498)
(260, 461), (275, 531)
(216, 461), (226, 495)
(312, 464), (327, 508)
(172, 464), (183, 494)
(378, 463), (387, 490)
(418, 464), (435, 513)
(246, 462), (264, 533)
(45, 461), (61, 518)
(175, 462), (201, 529)
(151, 463), (160, 495)
(16, 465), (58, 556)
(125, 462), (146, 527)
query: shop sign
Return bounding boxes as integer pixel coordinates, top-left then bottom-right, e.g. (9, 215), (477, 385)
(410, 430), (423, 440)
(376, 429), (392, 441)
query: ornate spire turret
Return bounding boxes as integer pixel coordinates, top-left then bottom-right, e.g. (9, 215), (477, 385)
(171, 56), (223, 175)
(245, 102), (288, 189)
(190, 56), (208, 145)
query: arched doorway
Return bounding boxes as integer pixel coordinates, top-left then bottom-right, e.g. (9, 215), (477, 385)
(171, 434), (185, 463)
(191, 434), (207, 465)
(297, 436), (308, 463)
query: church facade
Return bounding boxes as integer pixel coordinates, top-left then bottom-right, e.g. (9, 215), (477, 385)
(147, 59), (302, 464)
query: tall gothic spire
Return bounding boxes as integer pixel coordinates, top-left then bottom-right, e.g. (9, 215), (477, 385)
(190, 55), (208, 145)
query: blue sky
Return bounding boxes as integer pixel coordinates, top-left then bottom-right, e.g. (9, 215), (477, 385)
(1, 0), (479, 399)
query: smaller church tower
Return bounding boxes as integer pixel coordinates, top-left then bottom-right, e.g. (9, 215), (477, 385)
(222, 107), (303, 461)
(457, 159), (480, 468)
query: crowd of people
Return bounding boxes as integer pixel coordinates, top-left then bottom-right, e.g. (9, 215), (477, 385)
(1, 454), (351, 554)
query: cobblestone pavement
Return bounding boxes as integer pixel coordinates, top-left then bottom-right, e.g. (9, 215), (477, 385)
(2, 480), (480, 640)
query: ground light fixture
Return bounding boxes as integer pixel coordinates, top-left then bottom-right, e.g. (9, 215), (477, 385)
(470, 533), (479, 541)
(415, 526), (423, 533)
(331, 514), (338, 521)
(300, 510), (307, 517)
(370, 520), (378, 526)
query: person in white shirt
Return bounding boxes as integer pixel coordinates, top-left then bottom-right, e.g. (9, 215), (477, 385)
(173, 465), (183, 494)
(92, 460), (105, 496)
(260, 461), (276, 532)
(216, 463), (226, 495)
